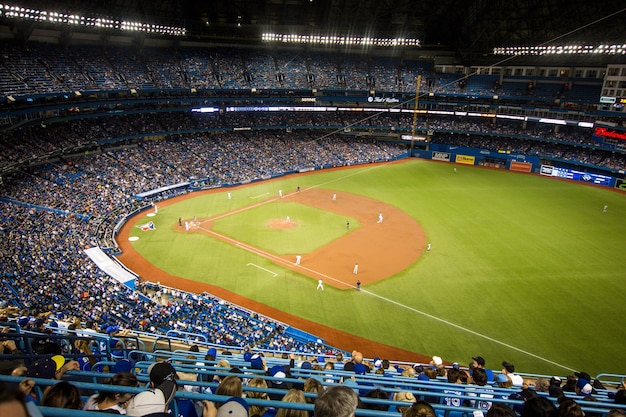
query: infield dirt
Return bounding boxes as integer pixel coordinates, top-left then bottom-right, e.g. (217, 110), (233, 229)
(117, 165), (432, 362)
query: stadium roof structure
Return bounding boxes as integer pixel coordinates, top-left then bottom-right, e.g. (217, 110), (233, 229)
(3, 0), (626, 65)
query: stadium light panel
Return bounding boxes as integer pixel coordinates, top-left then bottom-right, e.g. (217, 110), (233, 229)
(262, 32), (420, 48)
(0, 2), (186, 36)
(494, 43), (626, 56)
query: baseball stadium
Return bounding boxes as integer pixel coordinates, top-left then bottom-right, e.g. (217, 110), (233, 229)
(0, 1), (625, 417)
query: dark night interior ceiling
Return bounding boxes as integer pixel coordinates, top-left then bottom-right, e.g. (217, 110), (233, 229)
(9, 1), (626, 62)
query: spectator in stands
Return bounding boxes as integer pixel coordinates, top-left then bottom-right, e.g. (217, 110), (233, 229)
(403, 400), (437, 417)
(74, 339), (96, 371)
(82, 371), (138, 412)
(362, 388), (390, 412)
(614, 389), (626, 405)
(443, 367), (469, 407)
(429, 356), (445, 377)
(574, 372), (595, 396)
(0, 381), (28, 417)
(509, 388), (539, 415)
(198, 348), (218, 383)
(486, 403), (517, 417)
(245, 377), (272, 417)
(143, 361), (204, 417)
(314, 385), (359, 417)
(303, 378), (324, 406)
(548, 377), (564, 398)
(41, 380), (82, 409)
(216, 375), (244, 403)
(276, 389), (307, 417)
(501, 361), (523, 386)
(495, 373), (513, 389)
(267, 364), (294, 400)
(557, 398), (584, 417)
(323, 361), (335, 383)
(472, 356), (495, 383)
(393, 391), (417, 414)
(533, 378), (550, 393)
(0, 340), (27, 377)
(521, 397), (558, 417)
(28, 355), (80, 381)
(468, 368), (494, 411)
(562, 376), (577, 393)
(608, 410), (626, 417)
(214, 397), (249, 417)
(126, 379), (177, 417)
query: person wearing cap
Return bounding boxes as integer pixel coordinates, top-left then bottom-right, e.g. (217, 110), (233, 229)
(267, 364), (293, 401)
(125, 379), (177, 417)
(471, 356), (494, 383)
(393, 391), (417, 414)
(132, 361), (201, 417)
(574, 371), (595, 396)
(548, 376), (563, 398)
(27, 355), (80, 381)
(214, 397), (249, 417)
(495, 373), (513, 389)
(501, 361), (524, 386)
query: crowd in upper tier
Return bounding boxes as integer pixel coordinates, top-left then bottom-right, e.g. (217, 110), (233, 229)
(0, 112), (622, 172)
(0, 40), (603, 103)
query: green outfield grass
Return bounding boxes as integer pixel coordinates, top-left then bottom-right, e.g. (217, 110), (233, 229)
(128, 159), (626, 376)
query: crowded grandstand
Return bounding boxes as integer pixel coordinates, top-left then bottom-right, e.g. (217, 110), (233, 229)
(0, 1), (625, 417)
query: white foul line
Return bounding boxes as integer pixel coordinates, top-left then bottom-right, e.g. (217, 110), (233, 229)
(246, 263), (278, 277)
(201, 161), (577, 372)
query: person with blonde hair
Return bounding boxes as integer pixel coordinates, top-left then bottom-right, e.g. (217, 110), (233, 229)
(393, 391), (416, 414)
(276, 389), (308, 417)
(303, 378), (324, 404)
(75, 339), (96, 371)
(216, 375), (243, 401)
(246, 377), (271, 417)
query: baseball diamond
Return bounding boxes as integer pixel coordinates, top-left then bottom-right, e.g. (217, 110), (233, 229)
(115, 160), (626, 374)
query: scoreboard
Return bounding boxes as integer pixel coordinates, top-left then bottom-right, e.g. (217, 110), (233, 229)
(540, 165), (612, 186)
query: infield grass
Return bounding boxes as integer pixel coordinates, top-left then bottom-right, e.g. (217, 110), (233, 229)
(212, 201), (357, 254)
(128, 159), (626, 376)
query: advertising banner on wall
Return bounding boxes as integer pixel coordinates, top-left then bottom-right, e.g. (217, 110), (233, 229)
(432, 151), (451, 162)
(509, 161), (532, 173)
(455, 155), (475, 165)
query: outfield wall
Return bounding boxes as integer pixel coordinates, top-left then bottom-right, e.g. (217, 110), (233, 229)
(413, 146), (624, 190)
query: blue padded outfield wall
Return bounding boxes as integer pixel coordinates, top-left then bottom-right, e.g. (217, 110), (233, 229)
(411, 145), (621, 189)
(412, 144), (540, 169)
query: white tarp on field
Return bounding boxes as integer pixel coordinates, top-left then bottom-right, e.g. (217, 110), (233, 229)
(84, 247), (137, 289)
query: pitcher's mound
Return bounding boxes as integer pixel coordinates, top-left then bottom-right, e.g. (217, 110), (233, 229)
(268, 219), (298, 229)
